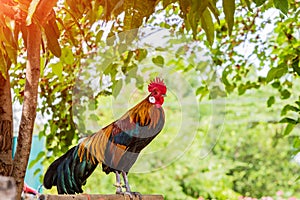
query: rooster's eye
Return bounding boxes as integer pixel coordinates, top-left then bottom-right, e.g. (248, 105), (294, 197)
(149, 96), (156, 103)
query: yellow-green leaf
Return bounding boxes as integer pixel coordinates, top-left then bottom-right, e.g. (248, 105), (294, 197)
(193, 0), (208, 16)
(5, 46), (17, 64)
(208, 0), (220, 24)
(283, 123), (295, 136)
(200, 8), (214, 45)
(60, 48), (74, 65)
(26, 0), (41, 25)
(123, 0), (135, 31)
(186, 0), (208, 39)
(243, 0), (252, 11)
(50, 62), (63, 80)
(1, 26), (17, 50)
(96, 30), (104, 44)
(223, 0), (235, 35)
(0, 53), (7, 79)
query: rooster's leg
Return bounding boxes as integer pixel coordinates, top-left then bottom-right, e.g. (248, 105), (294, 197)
(121, 171), (142, 200)
(114, 171), (123, 194)
(121, 171), (131, 192)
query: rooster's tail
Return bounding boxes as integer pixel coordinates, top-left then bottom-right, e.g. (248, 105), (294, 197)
(43, 145), (98, 194)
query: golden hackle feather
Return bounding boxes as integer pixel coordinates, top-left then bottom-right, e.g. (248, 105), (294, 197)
(77, 98), (163, 165)
(78, 126), (112, 164)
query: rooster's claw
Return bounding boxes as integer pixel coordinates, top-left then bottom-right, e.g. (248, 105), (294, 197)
(116, 191), (142, 200)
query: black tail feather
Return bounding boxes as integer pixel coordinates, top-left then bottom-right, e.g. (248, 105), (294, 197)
(43, 145), (98, 194)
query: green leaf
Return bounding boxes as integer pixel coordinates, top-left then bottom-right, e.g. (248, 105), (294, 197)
(267, 96), (275, 107)
(112, 79), (123, 98)
(222, 67), (231, 86)
(175, 46), (187, 58)
(88, 100), (97, 110)
(118, 43), (128, 55)
(39, 124), (48, 140)
(283, 123), (295, 136)
(294, 137), (300, 149)
(279, 117), (298, 124)
(33, 168), (41, 176)
(196, 86), (207, 96)
(271, 81), (280, 88)
(89, 113), (100, 121)
(280, 89), (291, 99)
(238, 84), (246, 95)
(222, 0), (235, 35)
(292, 60), (300, 76)
(152, 56), (164, 67)
(200, 8), (214, 45)
(209, 86), (227, 99)
(253, 0), (266, 6)
(281, 104), (299, 116)
(196, 86), (209, 100)
(135, 49), (148, 62)
(266, 64), (287, 82)
(96, 30), (104, 44)
(135, 75), (144, 89)
(28, 151), (45, 169)
(273, 0), (288, 15)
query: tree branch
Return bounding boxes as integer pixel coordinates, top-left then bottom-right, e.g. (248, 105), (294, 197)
(11, 22), (41, 200)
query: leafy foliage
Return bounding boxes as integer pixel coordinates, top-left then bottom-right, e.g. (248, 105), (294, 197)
(211, 1), (299, 156)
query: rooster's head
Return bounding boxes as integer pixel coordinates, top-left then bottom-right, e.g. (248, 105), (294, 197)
(148, 77), (167, 107)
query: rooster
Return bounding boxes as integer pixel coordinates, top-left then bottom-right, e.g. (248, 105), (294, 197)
(43, 77), (167, 197)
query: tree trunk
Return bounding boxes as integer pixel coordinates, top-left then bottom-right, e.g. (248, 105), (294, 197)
(11, 23), (41, 199)
(11, 1), (58, 198)
(0, 68), (13, 176)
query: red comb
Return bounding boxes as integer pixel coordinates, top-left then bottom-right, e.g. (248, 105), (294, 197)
(148, 77), (167, 94)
